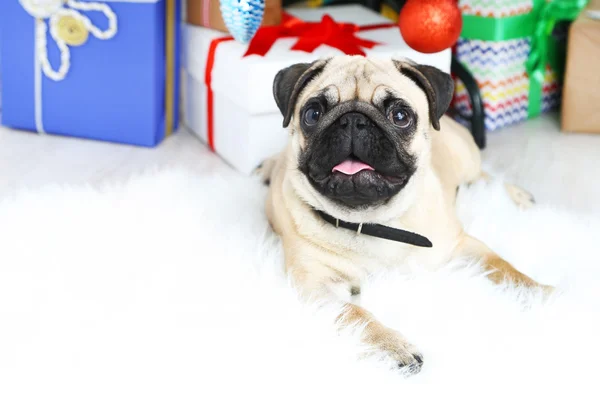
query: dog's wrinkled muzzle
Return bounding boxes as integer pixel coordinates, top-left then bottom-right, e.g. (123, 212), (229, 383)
(299, 103), (416, 208)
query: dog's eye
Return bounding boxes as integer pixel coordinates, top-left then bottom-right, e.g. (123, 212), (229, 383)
(388, 107), (413, 129)
(303, 104), (322, 126)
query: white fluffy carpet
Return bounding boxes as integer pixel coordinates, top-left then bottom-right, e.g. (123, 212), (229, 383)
(1, 167), (599, 400)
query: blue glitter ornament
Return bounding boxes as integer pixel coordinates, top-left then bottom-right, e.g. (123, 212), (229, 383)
(220, 0), (266, 44)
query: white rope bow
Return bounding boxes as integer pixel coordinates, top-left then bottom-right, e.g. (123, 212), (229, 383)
(21, 0), (118, 81)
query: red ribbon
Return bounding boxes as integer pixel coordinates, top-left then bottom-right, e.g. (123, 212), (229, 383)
(205, 13), (397, 151)
(244, 13), (395, 57)
(204, 36), (235, 151)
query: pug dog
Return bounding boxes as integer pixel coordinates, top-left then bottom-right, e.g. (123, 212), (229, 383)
(257, 56), (550, 374)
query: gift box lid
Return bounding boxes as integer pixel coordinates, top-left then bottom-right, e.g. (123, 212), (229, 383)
(183, 5), (452, 115)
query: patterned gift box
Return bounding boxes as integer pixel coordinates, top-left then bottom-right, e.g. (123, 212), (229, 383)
(453, 0), (587, 132)
(0, 0), (181, 147)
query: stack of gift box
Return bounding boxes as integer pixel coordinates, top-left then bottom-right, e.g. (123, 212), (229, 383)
(0, 0), (451, 175)
(0, 0), (597, 176)
(181, 1), (451, 173)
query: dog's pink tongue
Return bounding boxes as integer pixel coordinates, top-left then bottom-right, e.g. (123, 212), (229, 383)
(332, 159), (374, 175)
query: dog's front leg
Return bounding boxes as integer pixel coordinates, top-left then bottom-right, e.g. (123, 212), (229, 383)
(337, 302), (424, 373)
(478, 171), (536, 210)
(455, 235), (554, 293)
(288, 264), (424, 374)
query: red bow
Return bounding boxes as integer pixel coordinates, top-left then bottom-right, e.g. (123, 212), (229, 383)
(243, 13), (395, 57)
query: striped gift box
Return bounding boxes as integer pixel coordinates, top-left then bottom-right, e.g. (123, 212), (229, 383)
(452, 0), (564, 131)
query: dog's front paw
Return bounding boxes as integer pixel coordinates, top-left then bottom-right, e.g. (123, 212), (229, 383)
(389, 339), (424, 375)
(253, 156), (278, 186)
(368, 329), (424, 375)
(504, 183), (536, 210)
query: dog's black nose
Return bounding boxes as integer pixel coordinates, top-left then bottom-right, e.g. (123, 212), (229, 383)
(339, 112), (369, 130)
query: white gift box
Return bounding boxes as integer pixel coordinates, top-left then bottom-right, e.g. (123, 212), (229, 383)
(182, 5), (452, 175)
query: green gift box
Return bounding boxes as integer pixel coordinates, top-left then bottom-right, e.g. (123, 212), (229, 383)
(453, 0), (588, 131)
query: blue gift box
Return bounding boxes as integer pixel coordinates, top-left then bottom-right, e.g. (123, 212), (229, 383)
(0, 0), (181, 147)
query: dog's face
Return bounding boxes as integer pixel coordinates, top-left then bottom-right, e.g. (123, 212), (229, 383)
(273, 56), (454, 218)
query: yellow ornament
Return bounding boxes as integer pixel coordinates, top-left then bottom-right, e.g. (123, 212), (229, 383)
(56, 15), (89, 46)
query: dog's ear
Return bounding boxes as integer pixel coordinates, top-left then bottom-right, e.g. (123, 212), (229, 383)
(273, 59), (329, 128)
(394, 60), (454, 131)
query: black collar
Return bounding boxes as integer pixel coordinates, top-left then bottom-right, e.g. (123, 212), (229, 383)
(315, 210), (433, 248)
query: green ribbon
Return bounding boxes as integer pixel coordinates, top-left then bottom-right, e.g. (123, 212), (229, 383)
(460, 0), (589, 118)
(462, 13), (538, 41)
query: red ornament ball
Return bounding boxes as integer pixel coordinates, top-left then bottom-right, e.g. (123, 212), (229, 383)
(398, 0), (463, 54)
